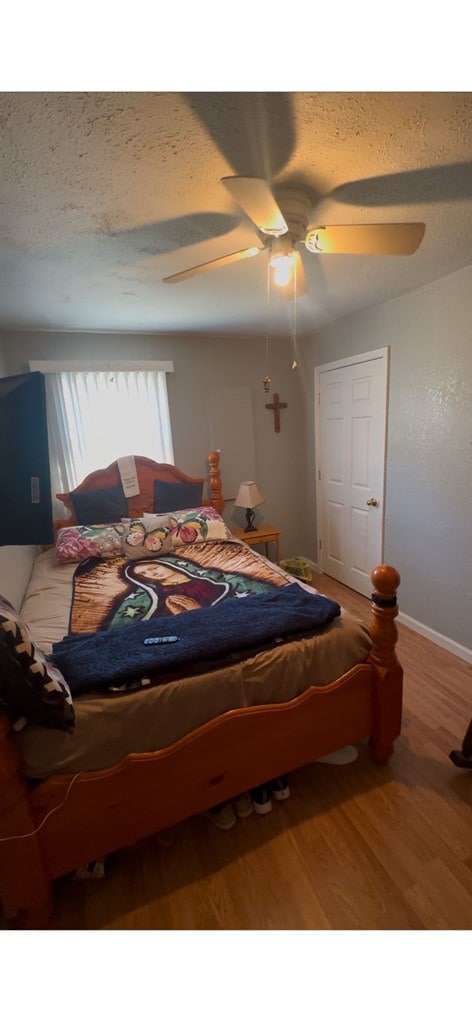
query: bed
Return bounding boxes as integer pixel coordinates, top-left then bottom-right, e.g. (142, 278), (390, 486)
(0, 451), (403, 926)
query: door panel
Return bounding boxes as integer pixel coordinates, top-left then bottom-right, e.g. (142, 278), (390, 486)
(350, 507), (369, 573)
(327, 501), (344, 562)
(317, 351), (388, 597)
(351, 417), (370, 486)
(326, 418), (344, 482)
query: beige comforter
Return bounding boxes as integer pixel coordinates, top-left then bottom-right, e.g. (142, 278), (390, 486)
(16, 543), (371, 778)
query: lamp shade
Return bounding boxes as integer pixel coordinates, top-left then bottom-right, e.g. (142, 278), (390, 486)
(234, 481), (264, 510)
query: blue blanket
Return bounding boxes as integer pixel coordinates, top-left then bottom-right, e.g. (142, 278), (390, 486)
(52, 583), (340, 695)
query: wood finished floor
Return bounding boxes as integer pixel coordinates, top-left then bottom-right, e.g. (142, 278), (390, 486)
(50, 572), (472, 930)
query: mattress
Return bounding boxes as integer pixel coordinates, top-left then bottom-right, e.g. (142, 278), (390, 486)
(15, 542), (372, 778)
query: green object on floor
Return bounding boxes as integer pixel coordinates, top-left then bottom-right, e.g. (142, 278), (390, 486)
(280, 558), (312, 582)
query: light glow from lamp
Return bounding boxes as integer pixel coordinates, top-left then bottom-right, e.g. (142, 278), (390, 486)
(269, 250), (296, 287)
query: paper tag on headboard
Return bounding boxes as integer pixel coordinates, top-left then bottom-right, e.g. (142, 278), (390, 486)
(117, 456), (140, 498)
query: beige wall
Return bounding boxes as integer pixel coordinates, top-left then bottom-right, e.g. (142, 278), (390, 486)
(0, 330), (311, 562)
(301, 264), (472, 649)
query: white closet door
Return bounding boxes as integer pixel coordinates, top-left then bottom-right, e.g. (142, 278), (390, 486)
(317, 349), (388, 597)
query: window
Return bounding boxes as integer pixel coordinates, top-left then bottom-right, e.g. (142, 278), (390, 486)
(30, 362), (174, 517)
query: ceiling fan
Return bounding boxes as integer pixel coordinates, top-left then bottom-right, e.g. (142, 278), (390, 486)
(162, 176), (426, 295)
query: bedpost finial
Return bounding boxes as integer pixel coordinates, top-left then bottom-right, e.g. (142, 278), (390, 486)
(371, 565), (400, 600)
(369, 564), (401, 670)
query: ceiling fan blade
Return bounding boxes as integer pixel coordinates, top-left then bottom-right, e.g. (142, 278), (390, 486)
(221, 176), (288, 237)
(281, 252), (308, 300)
(305, 223), (425, 256)
(163, 245), (262, 284)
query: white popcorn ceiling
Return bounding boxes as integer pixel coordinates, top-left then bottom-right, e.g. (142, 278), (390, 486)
(0, 91), (471, 335)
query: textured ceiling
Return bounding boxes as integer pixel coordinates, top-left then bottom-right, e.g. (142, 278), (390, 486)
(0, 91), (471, 335)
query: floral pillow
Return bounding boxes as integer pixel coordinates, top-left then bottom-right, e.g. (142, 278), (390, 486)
(0, 594), (75, 731)
(55, 524), (125, 563)
(168, 507), (232, 548)
(122, 515), (173, 560)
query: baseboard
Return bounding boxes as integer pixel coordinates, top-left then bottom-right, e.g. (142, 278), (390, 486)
(300, 560), (471, 665)
(397, 611), (472, 665)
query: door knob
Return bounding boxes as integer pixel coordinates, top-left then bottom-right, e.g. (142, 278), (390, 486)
(366, 498), (379, 507)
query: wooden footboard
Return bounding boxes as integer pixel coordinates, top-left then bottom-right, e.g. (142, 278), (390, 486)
(0, 566), (402, 926)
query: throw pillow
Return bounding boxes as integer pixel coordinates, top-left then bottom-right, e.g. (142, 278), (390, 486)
(55, 524), (125, 563)
(70, 484), (128, 525)
(153, 479), (203, 515)
(168, 507), (232, 547)
(122, 516), (173, 560)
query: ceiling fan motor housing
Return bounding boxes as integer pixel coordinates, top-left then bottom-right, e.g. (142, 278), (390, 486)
(273, 189), (312, 243)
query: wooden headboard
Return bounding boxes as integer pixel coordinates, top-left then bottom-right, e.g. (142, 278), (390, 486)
(54, 450), (224, 531)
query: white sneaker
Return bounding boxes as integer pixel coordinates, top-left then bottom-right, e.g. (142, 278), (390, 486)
(316, 746), (358, 765)
(251, 784), (273, 814)
(202, 802), (237, 830)
(232, 792), (253, 818)
(271, 775), (291, 800)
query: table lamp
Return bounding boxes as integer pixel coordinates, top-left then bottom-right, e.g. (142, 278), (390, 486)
(234, 481), (264, 532)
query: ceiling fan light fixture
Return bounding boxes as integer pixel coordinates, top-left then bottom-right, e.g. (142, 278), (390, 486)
(269, 234), (297, 287)
(270, 251), (296, 287)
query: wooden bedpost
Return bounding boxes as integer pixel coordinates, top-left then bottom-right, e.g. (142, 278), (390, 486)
(207, 450), (225, 515)
(369, 565), (401, 670)
(368, 565), (403, 765)
(0, 714), (52, 927)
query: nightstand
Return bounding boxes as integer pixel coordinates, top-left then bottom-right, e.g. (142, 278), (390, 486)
(231, 523), (280, 564)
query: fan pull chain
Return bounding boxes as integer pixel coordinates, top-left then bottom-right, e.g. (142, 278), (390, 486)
(292, 257), (298, 370)
(263, 253), (271, 393)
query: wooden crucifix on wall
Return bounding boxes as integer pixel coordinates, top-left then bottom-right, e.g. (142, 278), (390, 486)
(265, 393), (287, 433)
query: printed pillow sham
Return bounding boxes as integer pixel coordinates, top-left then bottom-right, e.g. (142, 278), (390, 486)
(122, 515), (173, 560)
(54, 511), (231, 563)
(168, 507), (232, 548)
(55, 524), (125, 563)
(0, 594), (75, 731)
